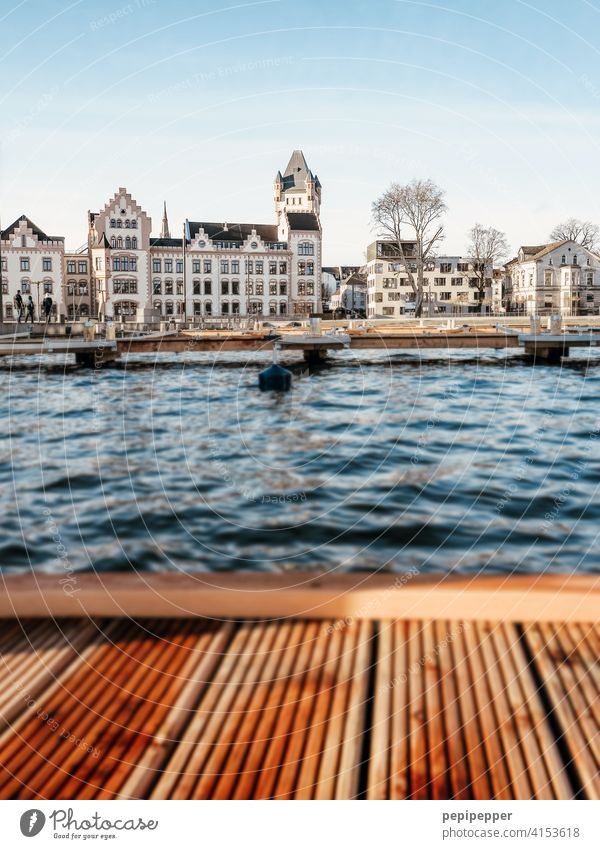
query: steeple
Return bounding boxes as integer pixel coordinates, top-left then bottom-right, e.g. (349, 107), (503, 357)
(160, 201), (170, 239)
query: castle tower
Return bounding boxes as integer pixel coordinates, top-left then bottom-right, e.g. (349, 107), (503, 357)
(274, 150), (321, 225)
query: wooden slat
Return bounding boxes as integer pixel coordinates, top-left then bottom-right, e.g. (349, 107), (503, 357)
(259, 619), (333, 799)
(119, 621), (235, 799)
(435, 619), (470, 799)
(476, 622), (532, 799)
(523, 623), (600, 799)
(367, 621), (392, 799)
(493, 623), (572, 800)
(152, 622), (269, 799)
(216, 621), (317, 800)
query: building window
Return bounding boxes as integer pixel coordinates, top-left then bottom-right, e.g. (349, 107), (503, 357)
(131, 219), (137, 229)
(279, 282), (287, 295)
(247, 260), (253, 274)
(21, 280), (31, 293)
(192, 260), (200, 273)
(221, 280), (229, 295)
(124, 219), (130, 229)
(204, 280), (212, 295)
(165, 260), (173, 273)
(222, 302), (229, 315)
(110, 236), (116, 248)
(269, 261), (277, 275)
(440, 263), (452, 273)
(270, 282), (277, 295)
(153, 260), (161, 273)
(307, 281), (314, 295)
(176, 260), (183, 274)
(153, 280), (162, 295)
(221, 260), (229, 274)
(279, 302), (286, 315)
(113, 279), (138, 294)
(67, 260), (76, 273)
(255, 260), (263, 274)
(125, 237), (131, 249)
(177, 281), (184, 295)
(205, 302), (212, 315)
(78, 260), (87, 274)
(165, 301), (174, 315)
(204, 259), (211, 273)
(43, 281), (53, 293)
(95, 258), (102, 271)
(298, 281), (306, 295)
(117, 237), (123, 249)
(165, 280), (173, 295)
(193, 301), (201, 316)
(561, 255), (566, 264)
(20, 258), (30, 271)
(279, 261), (287, 274)
(193, 280), (201, 295)
(255, 281), (264, 295)
(298, 242), (314, 256)
(232, 280), (240, 295)
(131, 237), (137, 249)
(110, 218), (116, 228)
(42, 258), (52, 271)
(116, 219), (122, 228)
(153, 300), (162, 313)
(232, 301), (240, 314)
(231, 260), (239, 274)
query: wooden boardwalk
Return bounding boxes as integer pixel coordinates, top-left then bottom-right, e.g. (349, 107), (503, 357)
(0, 605), (598, 799)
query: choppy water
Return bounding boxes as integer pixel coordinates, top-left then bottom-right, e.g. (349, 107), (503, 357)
(1, 349), (599, 575)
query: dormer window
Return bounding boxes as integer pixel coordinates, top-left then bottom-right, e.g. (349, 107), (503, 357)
(561, 255), (566, 264)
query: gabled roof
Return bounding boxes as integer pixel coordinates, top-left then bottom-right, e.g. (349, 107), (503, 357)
(528, 239), (569, 260)
(286, 212), (320, 232)
(187, 221), (279, 242)
(1, 214), (63, 243)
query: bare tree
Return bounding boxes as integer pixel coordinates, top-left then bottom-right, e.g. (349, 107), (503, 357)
(466, 223), (510, 314)
(372, 179), (446, 317)
(549, 218), (600, 250)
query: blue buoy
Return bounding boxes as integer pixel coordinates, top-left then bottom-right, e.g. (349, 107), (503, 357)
(258, 363), (292, 391)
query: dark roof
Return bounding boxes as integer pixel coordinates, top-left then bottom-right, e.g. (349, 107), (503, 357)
(187, 221), (279, 242)
(1, 214), (63, 243)
(286, 212), (320, 232)
(150, 237), (183, 248)
(281, 150), (312, 191)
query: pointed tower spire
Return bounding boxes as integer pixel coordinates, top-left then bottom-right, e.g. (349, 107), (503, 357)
(160, 201), (170, 239)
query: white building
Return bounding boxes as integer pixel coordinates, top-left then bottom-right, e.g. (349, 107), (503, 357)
(504, 240), (600, 316)
(87, 150), (322, 321)
(1, 216), (65, 320)
(365, 241), (492, 317)
(330, 270), (367, 315)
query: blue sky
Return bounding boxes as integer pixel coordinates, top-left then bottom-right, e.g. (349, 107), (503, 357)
(1, 0), (600, 263)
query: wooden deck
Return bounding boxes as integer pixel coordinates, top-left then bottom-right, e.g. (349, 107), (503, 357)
(0, 573), (598, 800)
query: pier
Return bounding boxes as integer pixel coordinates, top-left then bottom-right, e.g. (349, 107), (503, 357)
(0, 572), (598, 800)
(2, 322), (600, 366)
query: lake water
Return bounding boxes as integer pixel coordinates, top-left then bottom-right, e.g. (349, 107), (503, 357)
(1, 349), (599, 575)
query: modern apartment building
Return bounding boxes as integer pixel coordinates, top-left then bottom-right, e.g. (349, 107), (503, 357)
(365, 240), (492, 317)
(504, 240), (600, 316)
